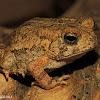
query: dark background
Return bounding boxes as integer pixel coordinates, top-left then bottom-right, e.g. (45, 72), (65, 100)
(0, 0), (100, 28)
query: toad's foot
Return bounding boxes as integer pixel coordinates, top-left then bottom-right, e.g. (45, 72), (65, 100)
(57, 75), (71, 85)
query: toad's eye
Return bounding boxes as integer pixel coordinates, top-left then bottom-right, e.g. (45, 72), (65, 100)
(63, 32), (78, 45)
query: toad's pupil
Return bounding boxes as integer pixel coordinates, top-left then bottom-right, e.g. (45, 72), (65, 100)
(66, 35), (77, 41)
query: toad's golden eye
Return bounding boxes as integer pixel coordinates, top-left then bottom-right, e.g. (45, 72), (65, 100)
(63, 32), (79, 45)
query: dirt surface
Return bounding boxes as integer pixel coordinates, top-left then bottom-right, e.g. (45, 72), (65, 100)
(0, 0), (100, 100)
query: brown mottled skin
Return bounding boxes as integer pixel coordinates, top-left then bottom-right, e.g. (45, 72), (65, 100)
(0, 17), (97, 89)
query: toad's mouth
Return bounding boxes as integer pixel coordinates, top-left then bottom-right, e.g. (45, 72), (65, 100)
(56, 47), (94, 61)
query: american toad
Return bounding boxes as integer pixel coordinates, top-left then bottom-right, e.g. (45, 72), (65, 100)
(0, 17), (97, 89)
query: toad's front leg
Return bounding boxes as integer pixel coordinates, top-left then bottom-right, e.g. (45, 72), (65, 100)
(27, 57), (59, 89)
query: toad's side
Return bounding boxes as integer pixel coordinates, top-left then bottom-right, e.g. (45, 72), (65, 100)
(0, 17), (97, 89)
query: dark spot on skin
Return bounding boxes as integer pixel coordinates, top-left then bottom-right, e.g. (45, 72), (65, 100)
(41, 46), (46, 51)
(50, 24), (54, 26)
(68, 25), (76, 28)
(40, 36), (46, 39)
(86, 92), (89, 94)
(24, 48), (27, 50)
(59, 20), (64, 23)
(11, 50), (19, 53)
(90, 37), (93, 41)
(85, 75), (91, 78)
(11, 48), (28, 55)
(54, 18), (57, 22)
(11, 50), (14, 53)
(22, 34), (27, 39)
(78, 21), (82, 24)
(65, 48), (68, 51)
(30, 47), (34, 51)
(72, 95), (76, 98)
(22, 23), (31, 27)
(42, 26), (46, 28)
(59, 47), (64, 50)
(76, 18), (82, 24)
(30, 46), (37, 51)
